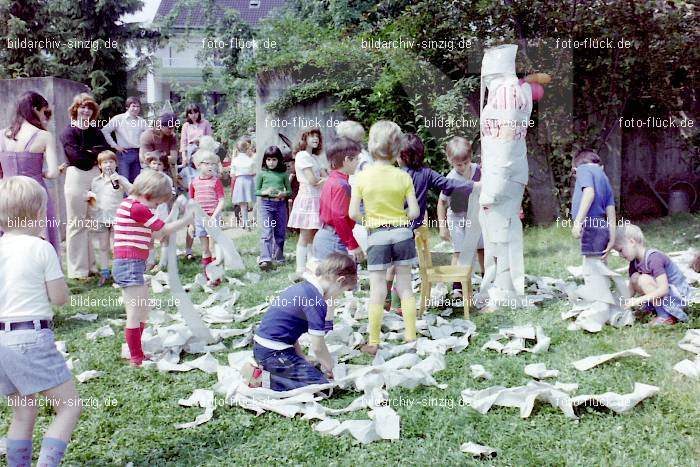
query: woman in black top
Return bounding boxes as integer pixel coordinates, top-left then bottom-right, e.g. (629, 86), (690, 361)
(60, 93), (109, 279)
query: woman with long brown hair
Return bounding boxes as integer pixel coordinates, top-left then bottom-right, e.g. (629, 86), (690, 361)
(0, 91), (61, 255)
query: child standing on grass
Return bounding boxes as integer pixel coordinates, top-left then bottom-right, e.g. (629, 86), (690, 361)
(230, 136), (256, 230)
(113, 170), (193, 366)
(178, 157), (198, 260)
(349, 121), (420, 355)
(88, 150), (132, 286)
(246, 253), (358, 390)
(312, 137), (363, 263)
(143, 154), (174, 271)
(190, 145), (226, 285)
(0, 176), (81, 467)
(570, 149), (616, 259)
(256, 146), (292, 270)
(437, 136), (484, 299)
(614, 223), (691, 326)
(288, 127), (328, 281)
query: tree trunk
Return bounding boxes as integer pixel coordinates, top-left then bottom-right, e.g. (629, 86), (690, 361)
(527, 143), (560, 225)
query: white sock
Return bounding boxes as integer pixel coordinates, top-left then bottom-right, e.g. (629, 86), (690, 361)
(296, 244), (308, 274)
(241, 208), (249, 227)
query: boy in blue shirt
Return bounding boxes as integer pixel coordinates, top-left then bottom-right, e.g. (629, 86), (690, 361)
(247, 253), (358, 391)
(571, 149), (616, 258)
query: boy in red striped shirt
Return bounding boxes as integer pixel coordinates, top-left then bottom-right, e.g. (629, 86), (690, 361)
(189, 148), (225, 284)
(113, 170), (193, 366)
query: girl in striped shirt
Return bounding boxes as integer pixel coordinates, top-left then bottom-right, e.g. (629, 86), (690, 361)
(112, 170), (193, 366)
(190, 147), (225, 285)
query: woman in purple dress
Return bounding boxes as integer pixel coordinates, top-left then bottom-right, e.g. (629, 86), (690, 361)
(0, 91), (61, 256)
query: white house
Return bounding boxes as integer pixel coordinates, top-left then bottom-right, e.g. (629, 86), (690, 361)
(141, 0), (286, 111)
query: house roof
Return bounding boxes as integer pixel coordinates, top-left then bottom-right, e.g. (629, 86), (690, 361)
(155, 0), (286, 28)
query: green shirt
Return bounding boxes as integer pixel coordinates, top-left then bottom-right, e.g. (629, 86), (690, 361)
(255, 170), (291, 197)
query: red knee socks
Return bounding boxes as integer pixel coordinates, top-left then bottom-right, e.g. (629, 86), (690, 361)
(202, 256), (213, 279)
(125, 327), (144, 364)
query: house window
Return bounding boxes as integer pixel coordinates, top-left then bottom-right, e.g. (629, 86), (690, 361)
(249, 0), (260, 8)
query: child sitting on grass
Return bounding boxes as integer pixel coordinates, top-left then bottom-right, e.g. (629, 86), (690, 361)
(614, 223), (691, 326)
(0, 176), (81, 467)
(113, 170), (193, 366)
(88, 150), (132, 286)
(247, 253), (358, 390)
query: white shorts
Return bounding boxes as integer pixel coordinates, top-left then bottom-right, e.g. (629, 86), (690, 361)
(447, 211), (483, 253)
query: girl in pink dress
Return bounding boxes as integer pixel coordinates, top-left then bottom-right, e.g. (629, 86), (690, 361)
(287, 127), (328, 279)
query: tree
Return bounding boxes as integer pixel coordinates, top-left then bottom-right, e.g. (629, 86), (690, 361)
(250, 0), (699, 224)
(0, 0), (161, 118)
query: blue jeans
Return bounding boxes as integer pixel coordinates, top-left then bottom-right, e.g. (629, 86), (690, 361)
(313, 226), (348, 260)
(118, 148), (141, 183)
(253, 343), (328, 391)
(259, 198), (287, 262)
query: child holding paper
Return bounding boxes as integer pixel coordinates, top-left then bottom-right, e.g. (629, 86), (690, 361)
(614, 223), (691, 326)
(113, 170), (193, 366)
(0, 176), (81, 467)
(247, 253), (358, 390)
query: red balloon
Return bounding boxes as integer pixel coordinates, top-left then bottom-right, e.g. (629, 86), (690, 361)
(530, 82), (545, 101)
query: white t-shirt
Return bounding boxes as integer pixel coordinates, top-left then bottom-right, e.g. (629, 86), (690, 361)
(294, 150), (326, 185)
(232, 153), (256, 176)
(0, 234), (64, 320)
(90, 174), (130, 225)
(101, 112), (148, 149)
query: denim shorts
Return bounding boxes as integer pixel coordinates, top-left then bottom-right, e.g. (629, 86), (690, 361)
(0, 327), (72, 396)
(312, 227), (349, 261)
(194, 214), (222, 238)
(366, 226), (417, 271)
(581, 219), (610, 256)
(112, 258), (146, 288)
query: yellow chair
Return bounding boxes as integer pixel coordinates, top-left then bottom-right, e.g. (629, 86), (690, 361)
(414, 226), (472, 318)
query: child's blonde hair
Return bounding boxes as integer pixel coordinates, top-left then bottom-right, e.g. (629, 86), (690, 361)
(130, 169), (173, 201)
(236, 135), (253, 154)
(446, 136), (472, 162)
(0, 176), (46, 231)
(97, 150), (118, 168)
(614, 223), (645, 248)
(368, 120), (402, 161)
(193, 150), (219, 167)
(336, 121), (365, 143)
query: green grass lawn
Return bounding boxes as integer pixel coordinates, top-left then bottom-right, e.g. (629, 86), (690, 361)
(2, 214), (699, 466)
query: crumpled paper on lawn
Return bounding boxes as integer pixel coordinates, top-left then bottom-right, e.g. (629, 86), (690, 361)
(176, 389), (215, 429)
(481, 324), (550, 355)
(68, 313), (98, 322)
(563, 257), (634, 332)
(572, 347), (650, 371)
(570, 382), (659, 414)
(524, 363), (559, 379)
(460, 442), (497, 459)
(673, 357), (700, 379)
(678, 329), (700, 355)
(313, 406), (400, 444)
(86, 325), (114, 340)
(470, 365), (493, 380)
(462, 380), (658, 420)
(75, 370), (103, 383)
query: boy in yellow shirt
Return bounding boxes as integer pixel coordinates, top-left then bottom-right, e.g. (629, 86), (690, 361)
(349, 121), (420, 355)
